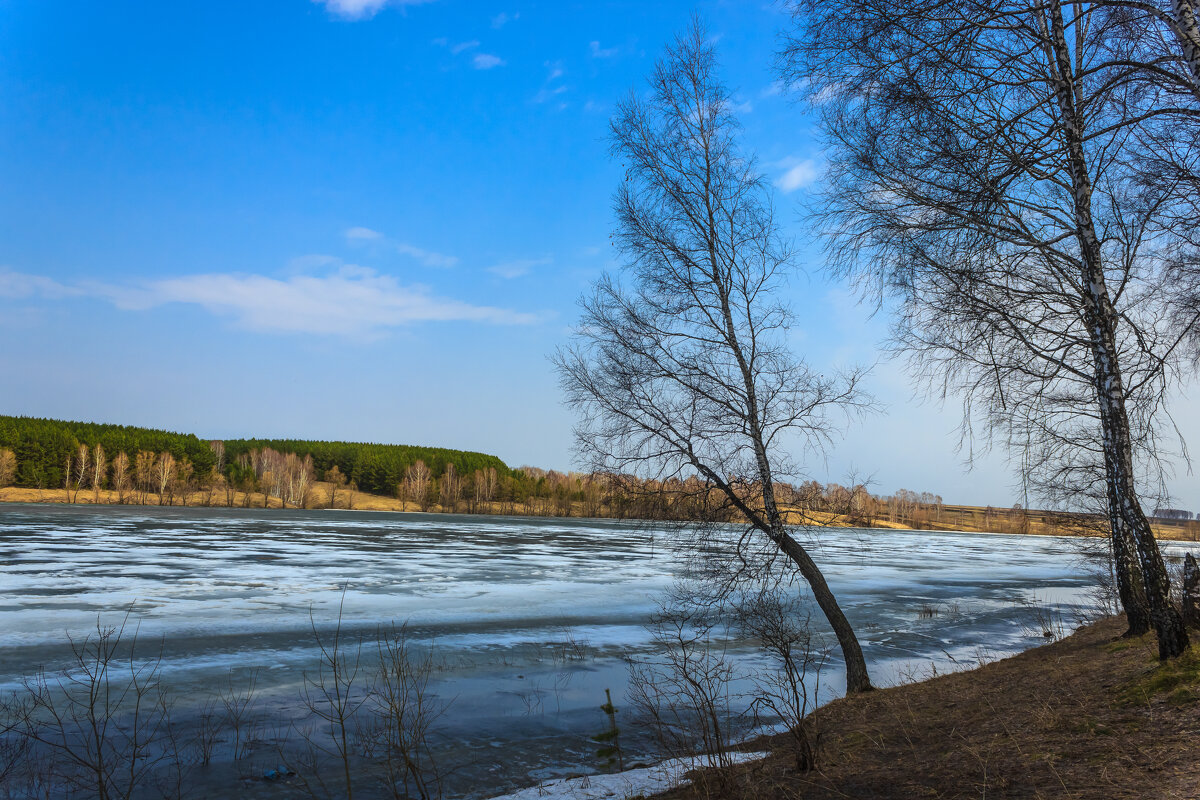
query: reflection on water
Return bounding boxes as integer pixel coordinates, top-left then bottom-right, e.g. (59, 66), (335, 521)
(2, 504), (1194, 797)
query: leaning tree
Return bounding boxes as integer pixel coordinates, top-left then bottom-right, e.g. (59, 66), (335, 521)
(781, 0), (1194, 656)
(555, 21), (876, 693)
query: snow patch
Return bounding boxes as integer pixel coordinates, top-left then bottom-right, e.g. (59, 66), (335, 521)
(487, 752), (768, 800)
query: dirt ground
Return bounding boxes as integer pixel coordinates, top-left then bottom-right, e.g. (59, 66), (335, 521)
(663, 617), (1200, 800)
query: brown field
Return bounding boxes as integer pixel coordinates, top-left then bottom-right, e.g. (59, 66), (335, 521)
(659, 617), (1200, 800)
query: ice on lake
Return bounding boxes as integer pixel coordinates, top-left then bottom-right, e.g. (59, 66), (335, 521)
(2, 505), (1194, 798)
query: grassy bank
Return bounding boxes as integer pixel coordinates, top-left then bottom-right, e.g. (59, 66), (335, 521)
(3, 484), (1196, 542)
(663, 617), (1200, 800)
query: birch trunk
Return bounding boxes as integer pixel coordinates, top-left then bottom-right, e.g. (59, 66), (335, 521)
(1049, 0), (1188, 657)
(1107, 478), (1151, 636)
(1171, 0), (1200, 98)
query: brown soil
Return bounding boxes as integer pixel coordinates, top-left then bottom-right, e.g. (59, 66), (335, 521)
(666, 618), (1200, 800)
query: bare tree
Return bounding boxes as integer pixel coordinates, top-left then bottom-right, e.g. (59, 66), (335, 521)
(626, 601), (741, 774)
(327, 464), (347, 509)
(781, 0), (1192, 656)
(174, 458), (193, 506)
(362, 624), (446, 800)
(555, 21), (875, 693)
(438, 464), (460, 513)
(201, 468), (219, 506)
(110, 451), (130, 504)
(134, 451), (154, 505)
(19, 614), (171, 800)
(299, 603), (364, 800)
(90, 444), (106, 504)
(73, 443), (89, 505)
(736, 589), (826, 771)
(0, 448), (16, 488)
(405, 461), (431, 513)
(153, 452), (175, 506)
(209, 440), (225, 474)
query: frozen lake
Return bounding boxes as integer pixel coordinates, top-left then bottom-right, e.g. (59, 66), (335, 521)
(2, 505), (1194, 798)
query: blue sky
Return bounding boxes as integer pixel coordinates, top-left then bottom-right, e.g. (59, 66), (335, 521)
(1, 0), (1196, 509)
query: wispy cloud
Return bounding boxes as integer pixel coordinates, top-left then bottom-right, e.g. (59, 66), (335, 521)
(316, 0), (436, 20)
(395, 243), (458, 268)
(491, 11), (518, 28)
(472, 53), (506, 70)
(775, 157), (821, 193)
(433, 37), (504, 70)
(729, 97), (753, 115)
(108, 267), (536, 336)
(344, 227), (459, 268)
(487, 257), (550, 280)
(533, 61), (568, 105)
(0, 269), (80, 299)
(345, 226), (384, 241)
(2, 265), (539, 337)
(589, 41), (619, 58)
(760, 81), (785, 99)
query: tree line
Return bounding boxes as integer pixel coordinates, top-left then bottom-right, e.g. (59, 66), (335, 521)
(0, 416), (217, 490)
(0, 416), (513, 507)
(0, 415), (1019, 531)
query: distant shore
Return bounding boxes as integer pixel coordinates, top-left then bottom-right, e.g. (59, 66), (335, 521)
(3, 484), (1197, 542)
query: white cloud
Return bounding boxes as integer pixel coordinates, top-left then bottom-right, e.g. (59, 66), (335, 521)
(487, 257), (550, 280)
(97, 266), (538, 336)
(451, 39), (479, 54)
(316, 0), (436, 20)
(589, 41), (619, 58)
(472, 53), (506, 70)
(776, 158), (821, 193)
(0, 257), (543, 337)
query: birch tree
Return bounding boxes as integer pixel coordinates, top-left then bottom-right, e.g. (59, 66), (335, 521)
(556, 21), (875, 693)
(73, 444), (88, 504)
(781, 0), (1192, 656)
(154, 452), (175, 506)
(111, 451), (130, 505)
(135, 451), (154, 505)
(90, 443), (106, 504)
(439, 464), (459, 512)
(405, 461), (431, 512)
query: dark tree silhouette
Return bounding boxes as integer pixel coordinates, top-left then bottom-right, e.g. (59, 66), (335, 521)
(556, 20), (875, 693)
(781, 0), (1193, 656)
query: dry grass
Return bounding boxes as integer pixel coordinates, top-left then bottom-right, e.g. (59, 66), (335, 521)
(658, 618), (1200, 800)
(0, 483), (419, 512)
(2, 486), (1196, 542)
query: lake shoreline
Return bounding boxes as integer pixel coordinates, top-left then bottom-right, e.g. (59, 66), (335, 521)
(3, 488), (1198, 543)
